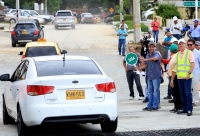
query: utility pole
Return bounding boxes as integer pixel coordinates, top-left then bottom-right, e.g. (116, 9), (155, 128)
(45, 0), (47, 15)
(120, 0), (123, 22)
(195, 0), (198, 19)
(16, 0), (20, 22)
(133, 0), (141, 43)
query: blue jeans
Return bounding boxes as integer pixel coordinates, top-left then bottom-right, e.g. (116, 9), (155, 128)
(192, 37), (200, 41)
(152, 30), (159, 43)
(118, 39), (126, 55)
(147, 78), (161, 109)
(177, 78), (193, 111)
(173, 34), (181, 40)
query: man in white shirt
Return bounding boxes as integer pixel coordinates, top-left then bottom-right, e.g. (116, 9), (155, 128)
(195, 41), (200, 51)
(170, 16), (182, 40)
(119, 20), (128, 30)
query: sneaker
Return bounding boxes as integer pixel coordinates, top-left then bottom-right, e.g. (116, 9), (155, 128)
(138, 96), (145, 100)
(142, 98), (149, 103)
(119, 53), (121, 55)
(122, 54), (125, 56)
(151, 108), (159, 111)
(177, 110), (187, 114)
(129, 96), (134, 100)
(143, 107), (151, 111)
(170, 108), (177, 113)
(168, 99), (174, 103)
(163, 96), (172, 99)
(187, 111), (192, 116)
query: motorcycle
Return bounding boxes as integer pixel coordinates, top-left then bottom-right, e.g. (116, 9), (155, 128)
(181, 21), (191, 38)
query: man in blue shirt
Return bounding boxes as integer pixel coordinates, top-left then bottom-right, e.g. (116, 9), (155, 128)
(190, 20), (200, 41)
(137, 41), (162, 111)
(187, 39), (200, 106)
(117, 25), (128, 56)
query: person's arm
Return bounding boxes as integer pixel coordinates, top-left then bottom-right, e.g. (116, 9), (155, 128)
(179, 23), (183, 31)
(136, 56), (147, 70)
(123, 61), (128, 72)
(170, 71), (176, 88)
(117, 30), (121, 36)
(144, 56), (158, 62)
(161, 58), (170, 64)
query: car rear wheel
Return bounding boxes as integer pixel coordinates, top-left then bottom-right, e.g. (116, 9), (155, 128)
(3, 96), (14, 125)
(54, 26), (58, 30)
(12, 42), (16, 47)
(72, 25), (75, 29)
(100, 117), (118, 132)
(10, 18), (16, 23)
(17, 106), (28, 136)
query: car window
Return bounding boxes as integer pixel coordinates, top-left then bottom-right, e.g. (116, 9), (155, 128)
(11, 61), (25, 81)
(30, 11), (38, 16)
(36, 60), (102, 77)
(22, 12), (30, 17)
(16, 24), (35, 29)
(57, 12), (71, 16)
(25, 46), (57, 57)
(20, 61), (29, 80)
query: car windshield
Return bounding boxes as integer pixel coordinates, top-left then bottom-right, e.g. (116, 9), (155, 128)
(16, 24), (35, 29)
(57, 12), (71, 16)
(25, 46), (57, 57)
(36, 60), (102, 77)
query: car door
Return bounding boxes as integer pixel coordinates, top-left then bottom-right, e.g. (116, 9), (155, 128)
(6, 61), (27, 118)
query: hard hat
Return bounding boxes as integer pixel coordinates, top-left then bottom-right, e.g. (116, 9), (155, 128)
(173, 16), (178, 21)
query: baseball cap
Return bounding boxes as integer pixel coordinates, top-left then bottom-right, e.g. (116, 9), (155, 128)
(173, 16), (178, 21)
(195, 41), (200, 46)
(171, 37), (178, 43)
(178, 39), (186, 44)
(194, 19), (199, 23)
(169, 44), (178, 53)
(148, 41), (156, 46)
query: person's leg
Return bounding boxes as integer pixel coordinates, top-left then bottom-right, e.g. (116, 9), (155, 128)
(152, 31), (156, 42)
(152, 78), (161, 109)
(155, 30), (159, 43)
(147, 79), (153, 108)
(122, 41), (126, 55)
(192, 76), (200, 104)
(177, 34), (181, 40)
(134, 73), (144, 97)
(178, 79), (187, 111)
(126, 71), (134, 97)
(167, 76), (172, 98)
(184, 78), (193, 112)
(174, 76), (182, 110)
(118, 40), (122, 55)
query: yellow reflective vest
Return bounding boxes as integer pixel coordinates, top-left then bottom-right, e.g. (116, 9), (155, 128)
(176, 50), (193, 78)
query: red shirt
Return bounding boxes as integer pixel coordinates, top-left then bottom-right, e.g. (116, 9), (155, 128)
(151, 21), (160, 31)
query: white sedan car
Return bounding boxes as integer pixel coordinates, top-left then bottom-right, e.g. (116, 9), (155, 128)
(4, 12), (45, 24)
(142, 8), (154, 19)
(1, 55), (117, 136)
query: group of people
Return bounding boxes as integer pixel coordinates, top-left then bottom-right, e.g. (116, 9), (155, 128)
(118, 18), (200, 116)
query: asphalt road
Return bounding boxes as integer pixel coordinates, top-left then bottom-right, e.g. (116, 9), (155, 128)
(0, 23), (200, 136)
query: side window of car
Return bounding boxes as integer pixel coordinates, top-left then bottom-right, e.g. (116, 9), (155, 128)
(11, 61), (25, 82)
(20, 61), (29, 80)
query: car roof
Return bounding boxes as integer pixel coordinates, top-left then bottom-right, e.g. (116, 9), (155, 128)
(25, 41), (58, 47)
(57, 10), (72, 12)
(31, 55), (92, 62)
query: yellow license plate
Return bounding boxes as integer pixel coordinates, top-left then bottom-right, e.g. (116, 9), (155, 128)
(63, 19), (66, 21)
(22, 30), (28, 34)
(66, 90), (85, 100)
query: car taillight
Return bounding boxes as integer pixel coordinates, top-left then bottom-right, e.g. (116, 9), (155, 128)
(34, 30), (39, 35)
(4, 14), (6, 18)
(95, 82), (116, 93)
(27, 85), (55, 96)
(22, 55), (25, 58)
(11, 30), (16, 35)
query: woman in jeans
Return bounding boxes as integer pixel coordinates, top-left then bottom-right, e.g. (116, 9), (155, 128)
(151, 17), (160, 43)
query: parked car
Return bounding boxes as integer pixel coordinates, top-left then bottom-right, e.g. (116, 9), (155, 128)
(1, 55), (118, 136)
(18, 38), (67, 60)
(4, 12), (45, 24)
(54, 10), (75, 30)
(11, 20), (44, 47)
(142, 8), (154, 19)
(104, 13), (119, 23)
(81, 13), (95, 24)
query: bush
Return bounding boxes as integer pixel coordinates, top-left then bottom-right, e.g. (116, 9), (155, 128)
(147, 14), (153, 20)
(113, 15), (133, 21)
(141, 23), (149, 32)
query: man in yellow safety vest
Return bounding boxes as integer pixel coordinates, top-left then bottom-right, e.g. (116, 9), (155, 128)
(169, 39), (195, 116)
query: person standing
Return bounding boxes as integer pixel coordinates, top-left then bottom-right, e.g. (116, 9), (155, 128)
(187, 39), (200, 106)
(190, 20), (200, 41)
(168, 44), (182, 113)
(170, 16), (182, 40)
(137, 41), (162, 111)
(117, 25), (128, 56)
(123, 46), (145, 100)
(195, 41), (200, 51)
(169, 39), (195, 116)
(151, 17), (160, 43)
(119, 20), (128, 30)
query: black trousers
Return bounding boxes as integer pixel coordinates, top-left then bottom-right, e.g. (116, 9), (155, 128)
(126, 71), (144, 97)
(172, 76), (182, 110)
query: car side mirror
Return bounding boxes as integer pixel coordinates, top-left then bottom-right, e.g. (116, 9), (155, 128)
(0, 74), (10, 81)
(61, 50), (67, 54)
(41, 26), (45, 29)
(18, 51), (23, 55)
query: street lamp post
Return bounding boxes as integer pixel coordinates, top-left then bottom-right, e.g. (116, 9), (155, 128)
(16, 0), (20, 21)
(133, 0), (141, 43)
(45, 0), (47, 15)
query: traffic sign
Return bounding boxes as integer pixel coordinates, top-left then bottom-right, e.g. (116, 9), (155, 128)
(109, 8), (114, 13)
(125, 53), (138, 66)
(183, 1), (200, 7)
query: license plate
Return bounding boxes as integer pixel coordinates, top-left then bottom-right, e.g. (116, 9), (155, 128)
(63, 19), (66, 21)
(22, 30), (28, 34)
(66, 90), (85, 100)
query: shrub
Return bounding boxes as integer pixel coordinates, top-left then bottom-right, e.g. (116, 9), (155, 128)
(113, 15), (133, 21)
(147, 14), (153, 20)
(141, 23), (149, 32)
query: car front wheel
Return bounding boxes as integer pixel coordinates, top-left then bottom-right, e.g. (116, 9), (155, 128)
(3, 97), (14, 125)
(17, 106), (27, 136)
(72, 25), (75, 29)
(12, 42), (16, 47)
(100, 117), (118, 132)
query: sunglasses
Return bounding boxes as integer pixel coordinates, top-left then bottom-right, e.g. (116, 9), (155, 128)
(187, 44), (193, 46)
